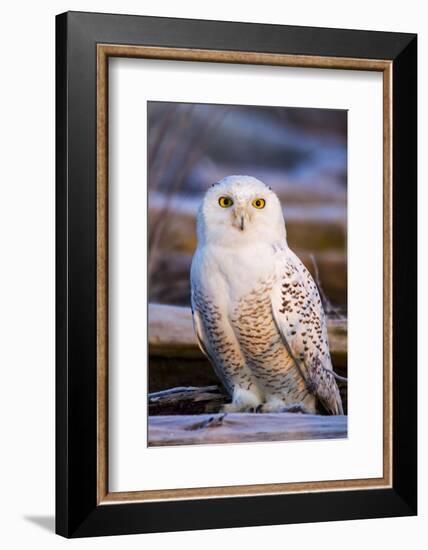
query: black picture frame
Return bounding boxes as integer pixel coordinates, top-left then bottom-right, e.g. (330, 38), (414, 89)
(56, 10), (417, 538)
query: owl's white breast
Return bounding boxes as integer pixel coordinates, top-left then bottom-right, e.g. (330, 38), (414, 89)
(191, 241), (281, 310)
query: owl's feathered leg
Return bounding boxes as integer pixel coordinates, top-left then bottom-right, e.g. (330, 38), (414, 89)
(221, 385), (264, 413)
(258, 393), (316, 414)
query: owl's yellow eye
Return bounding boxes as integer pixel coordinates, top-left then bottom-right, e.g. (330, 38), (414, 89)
(252, 198), (266, 209)
(218, 196), (233, 208)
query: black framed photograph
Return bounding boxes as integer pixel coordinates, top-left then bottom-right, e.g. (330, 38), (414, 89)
(146, 100), (349, 448)
(56, 11), (417, 538)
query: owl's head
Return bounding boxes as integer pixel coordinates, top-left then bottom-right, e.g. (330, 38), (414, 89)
(196, 175), (286, 247)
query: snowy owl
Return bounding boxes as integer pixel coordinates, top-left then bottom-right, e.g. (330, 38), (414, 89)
(190, 175), (344, 415)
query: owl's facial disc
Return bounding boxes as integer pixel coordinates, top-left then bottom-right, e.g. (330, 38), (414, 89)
(197, 176), (287, 246)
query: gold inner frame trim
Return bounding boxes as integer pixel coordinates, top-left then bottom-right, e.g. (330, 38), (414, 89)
(96, 44), (393, 505)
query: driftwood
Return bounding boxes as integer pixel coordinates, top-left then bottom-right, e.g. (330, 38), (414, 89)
(149, 383), (347, 416)
(148, 412), (348, 446)
(149, 385), (227, 415)
(149, 303), (347, 364)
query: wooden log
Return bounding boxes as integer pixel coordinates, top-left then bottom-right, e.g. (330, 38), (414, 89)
(149, 303), (347, 366)
(149, 384), (347, 416)
(149, 385), (227, 415)
(148, 412), (348, 446)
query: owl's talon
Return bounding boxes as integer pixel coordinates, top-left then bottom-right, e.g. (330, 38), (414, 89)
(221, 403), (261, 413)
(281, 403), (310, 414)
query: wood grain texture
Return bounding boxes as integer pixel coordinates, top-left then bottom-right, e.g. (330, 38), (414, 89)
(99, 44), (390, 71)
(148, 303), (347, 363)
(148, 412), (348, 447)
(96, 45), (109, 504)
(149, 385), (228, 415)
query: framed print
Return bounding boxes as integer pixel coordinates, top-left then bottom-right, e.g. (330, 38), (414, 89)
(56, 11), (417, 538)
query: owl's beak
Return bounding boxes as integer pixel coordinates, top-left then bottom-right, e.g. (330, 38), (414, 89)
(233, 205), (250, 231)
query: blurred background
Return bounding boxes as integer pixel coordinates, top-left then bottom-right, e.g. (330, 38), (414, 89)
(148, 101), (347, 315)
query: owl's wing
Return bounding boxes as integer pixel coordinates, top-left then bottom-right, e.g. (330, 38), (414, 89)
(191, 306), (214, 364)
(190, 291), (235, 395)
(271, 249), (344, 415)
